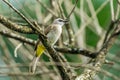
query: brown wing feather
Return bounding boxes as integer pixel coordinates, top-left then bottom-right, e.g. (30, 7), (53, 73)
(44, 25), (53, 35)
(44, 26), (51, 35)
(45, 24), (59, 35)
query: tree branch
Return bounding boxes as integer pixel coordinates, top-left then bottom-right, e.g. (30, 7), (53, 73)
(2, 0), (46, 38)
(67, 0), (79, 18)
(55, 46), (96, 58)
(75, 20), (120, 80)
(0, 30), (36, 45)
(0, 30), (96, 59)
(0, 71), (55, 76)
(36, 0), (58, 17)
(0, 15), (34, 34)
(38, 35), (71, 80)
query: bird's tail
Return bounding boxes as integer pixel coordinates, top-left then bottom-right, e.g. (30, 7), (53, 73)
(29, 44), (45, 73)
(29, 55), (40, 73)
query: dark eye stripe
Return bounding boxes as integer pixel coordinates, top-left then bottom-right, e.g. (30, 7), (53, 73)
(58, 19), (63, 22)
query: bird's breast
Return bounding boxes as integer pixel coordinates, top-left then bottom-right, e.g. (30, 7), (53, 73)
(47, 26), (62, 46)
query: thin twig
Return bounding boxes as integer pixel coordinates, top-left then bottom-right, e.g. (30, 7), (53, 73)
(39, 35), (71, 80)
(76, 19), (120, 80)
(75, 65), (120, 80)
(0, 30), (96, 58)
(2, 0), (45, 37)
(0, 37), (25, 80)
(115, 3), (120, 19)
(36, 0), (58, 17)
(110, 0), (115, 21)
(103, 21), (115, 44)
(56, 0), (65, 18)
(67, 0), (79, 18)
(0, 71), (55, 76)
(55, 1), (77, 78)
(2, 0), (34, 30)
(0, 63), (119, 80)
(102, 19), (120, 45)
(57, 1), (74, 44)
(14, 43), (23, 57)
(55, 46), (96, 58)
(0, 30), (36, 46)
(117, 0), (120, 5)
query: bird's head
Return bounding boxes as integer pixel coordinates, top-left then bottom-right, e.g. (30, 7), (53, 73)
(53, 18), (68, 26)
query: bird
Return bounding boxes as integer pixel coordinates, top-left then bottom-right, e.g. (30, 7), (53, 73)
(29, 18), (68, 73)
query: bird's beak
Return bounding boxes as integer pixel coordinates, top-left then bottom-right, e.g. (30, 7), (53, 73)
(63, 19), (69, 24)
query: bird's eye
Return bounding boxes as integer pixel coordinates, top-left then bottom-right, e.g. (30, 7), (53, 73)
(58, 19), (63, 22)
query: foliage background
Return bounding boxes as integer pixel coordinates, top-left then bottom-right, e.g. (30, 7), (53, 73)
(0, 0), (120, 80)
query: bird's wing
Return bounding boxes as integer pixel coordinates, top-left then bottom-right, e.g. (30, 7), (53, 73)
(34, 25), (53, 50)
(44, 25), (53, 35)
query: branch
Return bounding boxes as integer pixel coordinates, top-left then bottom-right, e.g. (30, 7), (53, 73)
(36, 0), (58, 17)
(57, 1), (75, 44)
(117, 0), (120, 5)
(2, 0), (34, 30)
(75, 20), (120, 80)
(103, 19), (119, 44)
(0, 30), (36, 46)
(38, 35), (71, 80)
(65, 0), (79, 44)
(0, 71), (55, 76)
(67, 0), (79, 18)
(100, 19), (120, 53)
(2, 0), (46, 38)
(55, 46), (96, 58)
(1, 63), (119, 80)
(0, 30), (96, 59)
(75, 65), (120, 80)
(0, 15), (34, 34)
